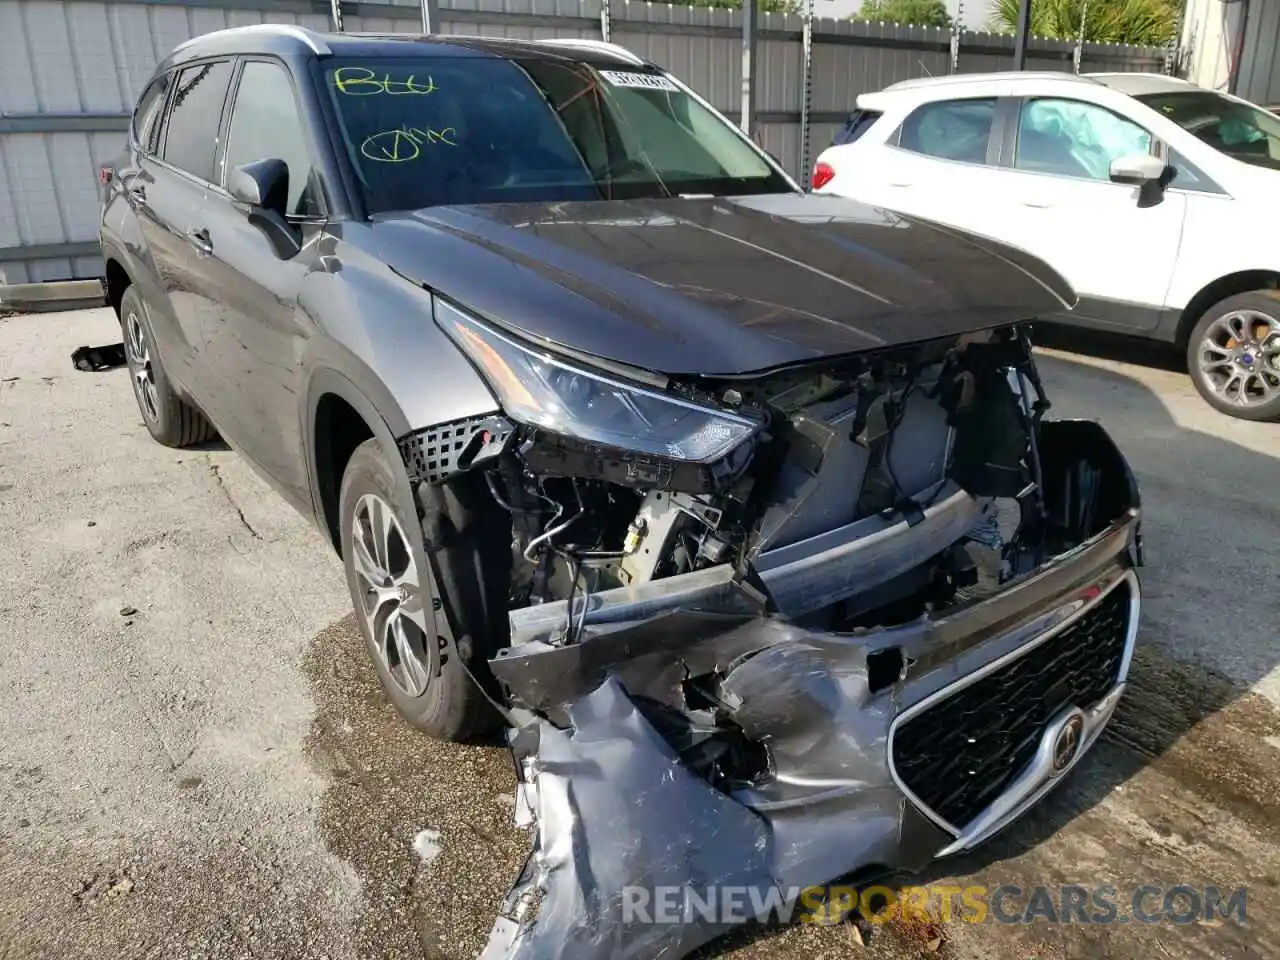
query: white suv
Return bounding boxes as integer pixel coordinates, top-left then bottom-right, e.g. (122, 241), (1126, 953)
(812, 71), (1280, 421)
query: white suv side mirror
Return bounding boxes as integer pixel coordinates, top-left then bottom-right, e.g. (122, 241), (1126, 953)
(1108, 153), (1166, 185)
(1109, 153), (1173, 208)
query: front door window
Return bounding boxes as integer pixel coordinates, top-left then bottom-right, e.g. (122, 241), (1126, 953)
(1014, 98), (1152, 181)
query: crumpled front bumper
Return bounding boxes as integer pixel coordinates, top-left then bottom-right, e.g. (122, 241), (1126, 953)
(481, 420), (1144, 960)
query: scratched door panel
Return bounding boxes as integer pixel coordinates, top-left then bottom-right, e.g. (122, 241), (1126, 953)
(199, 59), (320, 507)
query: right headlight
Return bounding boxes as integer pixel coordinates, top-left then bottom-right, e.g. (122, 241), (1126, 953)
(437, 302), (760, 463)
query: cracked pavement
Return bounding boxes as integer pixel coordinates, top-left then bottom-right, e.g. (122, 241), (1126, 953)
(0, 308), (1278, 960)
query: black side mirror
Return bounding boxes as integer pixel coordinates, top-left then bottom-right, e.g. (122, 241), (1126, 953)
(228, 159), (301, 260)
(1137, 168), (1176, 209)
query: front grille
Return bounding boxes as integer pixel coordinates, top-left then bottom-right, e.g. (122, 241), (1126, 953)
(892, 580), (1131, 831)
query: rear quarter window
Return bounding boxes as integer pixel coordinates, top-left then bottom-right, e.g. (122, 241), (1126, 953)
(832, 110), (883, 146)
(132, 73), (172, 154)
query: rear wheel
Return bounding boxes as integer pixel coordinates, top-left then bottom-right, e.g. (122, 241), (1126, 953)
(120, 286), (217, 446)
(1186, 291), (1280, 422)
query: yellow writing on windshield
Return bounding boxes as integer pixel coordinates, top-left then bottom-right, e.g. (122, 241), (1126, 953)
(335, 67), (438, 95)
(360, 126), (458, 162)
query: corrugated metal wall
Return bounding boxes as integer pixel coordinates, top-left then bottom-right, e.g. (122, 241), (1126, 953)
(1179, 0), (1280, 107)
(0, 0), (1169, 285)
(1179, 0), (1242, 92)
(1236, 0), (1280, 103)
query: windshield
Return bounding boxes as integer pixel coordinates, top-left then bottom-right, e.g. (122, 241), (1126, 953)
(1137, 90), (1280, 170)
(323, 56), (790, 212)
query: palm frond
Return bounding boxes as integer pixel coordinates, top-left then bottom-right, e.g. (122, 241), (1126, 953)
(991, 0), (1177, 45)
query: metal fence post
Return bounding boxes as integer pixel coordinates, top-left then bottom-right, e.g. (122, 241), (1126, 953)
(1012, 0), (1031, 69)
(601, 0), (612, 41)
(1167, 0), (1191, 76)
(741, 0), (758, 138)
(329, 0), (344, 32)
(949, 0), (962, 73)
(421, 0), (440, 33)
(1072, 0), (1088, 72)
(799, 0), (813, 183)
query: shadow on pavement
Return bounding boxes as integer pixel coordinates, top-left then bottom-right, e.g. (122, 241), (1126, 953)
(1031, 322), (1185, 373)
(187, 436), (231, 452)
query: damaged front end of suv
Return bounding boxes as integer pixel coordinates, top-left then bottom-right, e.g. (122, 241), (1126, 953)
(396, 296), (1143, 960)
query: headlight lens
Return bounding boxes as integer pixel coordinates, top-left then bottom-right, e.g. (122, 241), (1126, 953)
(438, 304), (759, 463)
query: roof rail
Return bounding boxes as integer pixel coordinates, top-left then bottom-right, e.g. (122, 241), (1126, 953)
(884, 70), (1095, 91)
(175, 24), (332, 56)
(538, 38), (645, 65)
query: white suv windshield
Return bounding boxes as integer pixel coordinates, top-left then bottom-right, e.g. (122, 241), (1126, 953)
(324, 56), (789, 212)
(1138, 90), (1280, 171)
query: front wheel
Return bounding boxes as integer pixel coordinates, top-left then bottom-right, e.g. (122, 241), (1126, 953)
(337, 439), (501, 741)
(1186, 291), (1280, 421)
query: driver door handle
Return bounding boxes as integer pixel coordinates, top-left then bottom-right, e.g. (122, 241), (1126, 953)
(127, 183), (147, 207)
(1021, 197), (1054, 208)
(187, 228), (213, 256)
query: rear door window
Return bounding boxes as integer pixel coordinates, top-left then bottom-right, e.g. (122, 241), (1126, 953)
(896, 98), (996, 165)
(160, 59), (235, 183)
(833, 110), (882, 146)
(133, 73), (172, 154)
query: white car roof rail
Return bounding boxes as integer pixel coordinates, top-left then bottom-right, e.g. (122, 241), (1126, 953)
(884, 71), (1097, 92)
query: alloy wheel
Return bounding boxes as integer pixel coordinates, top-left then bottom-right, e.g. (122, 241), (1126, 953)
(124, 309), (160, 423)
(350, 493), (436, 697)
(1195, 309), (1280, 408)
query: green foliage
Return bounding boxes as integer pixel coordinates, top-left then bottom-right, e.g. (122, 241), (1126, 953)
(858, 0), (953, 28)
(990, 0), (1178, 45)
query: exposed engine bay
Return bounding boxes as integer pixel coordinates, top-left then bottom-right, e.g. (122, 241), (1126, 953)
(399, 321), (1144, 960)
(451, 325), (1099, 647)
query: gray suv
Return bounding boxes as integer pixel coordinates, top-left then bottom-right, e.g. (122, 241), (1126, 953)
(101, 26), (1144, 960)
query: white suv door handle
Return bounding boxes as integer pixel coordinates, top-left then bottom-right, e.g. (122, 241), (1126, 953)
(888, 180), (913, 188)
(1021, 198), (1054, 209)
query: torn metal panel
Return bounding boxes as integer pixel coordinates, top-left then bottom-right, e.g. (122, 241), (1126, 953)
(485, 509), (1142, 959)
(481, 679), (778, 960)
(481, 678), (958, 960)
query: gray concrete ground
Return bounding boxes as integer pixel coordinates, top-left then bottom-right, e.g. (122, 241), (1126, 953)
(0, 308), (1277, 960)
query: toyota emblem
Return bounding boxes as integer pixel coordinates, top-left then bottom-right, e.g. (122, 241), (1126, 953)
(1052, 713), (1085, 774)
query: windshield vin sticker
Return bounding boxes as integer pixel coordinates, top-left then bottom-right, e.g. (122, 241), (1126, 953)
(599, 70), (678, 92)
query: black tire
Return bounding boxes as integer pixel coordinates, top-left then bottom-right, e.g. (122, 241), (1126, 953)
(119, 286), (217, 446)
(1186, 290), (1280, 422)
(338, 438), (503, 741)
